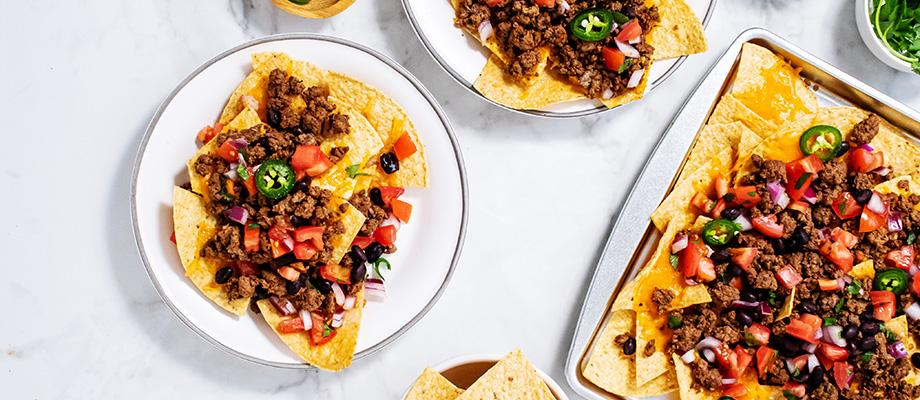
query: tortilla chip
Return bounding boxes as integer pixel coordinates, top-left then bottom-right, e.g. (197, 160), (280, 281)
(612, 279), (639, 311)
(406, 367), (464, 400)
(673, 353), (711, 400)
(647, 0), (708, 60)
(583, 310), (678, 396)
(456, 349), (555, 400)
(873, 120), (920, 181)
(326, 201), (367, 265)
(173, 187), (248, 316)
(850, 260), (876, 281)
(708, 94), (778, 138)
(598, 67), (650, 109)
(220, 52), (294, 124)
(187, 106), (263, 196)
(674, 122), (750, 190)
(473, 55), (585, 110)
(310, 98), (385, 199)
(731, 43), (818, 127)
(256, 290), (364, 371)
(738, 124), (764, 161)
(652, 145), (735, 231)
(777, 287), (796, 320)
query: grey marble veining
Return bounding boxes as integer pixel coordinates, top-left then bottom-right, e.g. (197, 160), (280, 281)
(1, 0), (918, 398)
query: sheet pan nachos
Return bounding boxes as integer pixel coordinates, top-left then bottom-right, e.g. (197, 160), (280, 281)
(171, 52), (427, 371)
(583, 43), (920, 399)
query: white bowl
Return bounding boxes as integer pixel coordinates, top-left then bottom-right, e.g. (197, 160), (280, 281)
(402, 353), (569, 399)
(855, 0), (914, 73)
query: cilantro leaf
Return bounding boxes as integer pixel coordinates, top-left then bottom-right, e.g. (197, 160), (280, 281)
(669, 254), (679, 271)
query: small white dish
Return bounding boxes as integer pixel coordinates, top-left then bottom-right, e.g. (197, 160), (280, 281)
(855, 0), (914, 73)
(401, 353), (570, 399)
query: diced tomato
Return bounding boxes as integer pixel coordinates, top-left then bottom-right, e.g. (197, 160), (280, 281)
(691, 192), (716, 214)
(217, 140), (240, 163)
(885, 245), (915, 270)
(819, 343), (850, 362)
(830, 228), (858, 248)
(776, 265), (803, 289)
(309, 313), (337, 346)
(831, 192), (862, 219)
(393, 132), (418, 161)
(197, 125), (217, 143)
(729, 247), (757, 270)
(234, 260), (259, 276)
(782, 382), (807, 398)
(378, 186), (405, 205)
(293, 226), (324, 249)
(913, 273), (920, 295)
(790, 355), (809, 373)
(373, 225), (397, 246)
(213, 123), (225, 135)
(710, 199), (727, 219)
(734, 345), (752, 378)
(532, 0), (554, 6)
(291, 146), (334, 177)
(729, 276), (743, 290)
(747, 323), (771, 346)
(680, 241), (707, 278)
(714, 343), (737, 373)
(833, 361), (853, 390)
(849, 148), (884, 173)
(819, 278), (841, 291)
(268, 225), (293, 258)
(321, 263), (352, 284)
(714, 174), (729, 199)
(616, 20), (643, 42)
(170, 231), (177, 244)
(293, 241), (318, 260)
(753, 214), (784, 238)
(724, 186), (761, 208)
(244, 227), (260, 252)
(242, 168), (257, 195)
(788, 200), (810, 213)
(602, 47), (626, 71)
(723, 383), (749, 398)
(391, 199), (413, 223)
(278, 317), (305, 334)
(697, 257), (716, 282)
(786, 155), (823, 201)
(485, 0), (501, 6)
(351, 236), (373, 249)
(270, 239), (289, 258)
(870, 290), (896, 321)
(859, 207), (887, 233)
(799, 313), (822, 331)
(786, 319), (817, 343)
(277, 266), (301, 281)
(819, 240), (854, 272)
(756, 346), (778, 378)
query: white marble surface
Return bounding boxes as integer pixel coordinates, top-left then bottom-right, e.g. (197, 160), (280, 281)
(2, 0), (918, 398)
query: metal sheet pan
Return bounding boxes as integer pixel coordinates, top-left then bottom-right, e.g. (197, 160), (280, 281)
(564, 27), (920, 400)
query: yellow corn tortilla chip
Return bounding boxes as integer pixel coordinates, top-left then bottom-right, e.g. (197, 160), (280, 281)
(407, 367), (465, 400)
(674, 122), (750, 190)
(875, 175), (920, 197)
(777, 287), (796, 320)
(731, 43), (818, 127)
(652, 145), (735, 231)
(647, 0), (708, 60)
(220, 52), (294, 124)
(310, 98), (385, 199)
(172, 187), (248, 316)
(473, 54), (586, 110)
(887, 316), (920, 385)
(850, 259), (876, 281)
(738, 124), (764, 161)
(188, 107), (263, 197)
(326, 201), (366, 265)
(708, 94), (778, 138)
(612, 278), (639, 311)
(598, 67), (650, 109)
(256, 290), (364, 371)
(873, 119), (920, 181)
(673, 353), (783, 400)
(456, 349), (555, 400)
(583, 310), (678, 397)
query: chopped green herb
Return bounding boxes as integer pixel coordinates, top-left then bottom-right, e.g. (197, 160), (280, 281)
(909, 231), (917, 245)
(322, 322), (333, 337)
(246, 223), (261, 230)
(834, 297), (846, 313)
(747, 191), (757, 197)
(846, 281), (862, 296)
(345, 163), (372, 179)
(237, 163), (249, 180)
(881, 324), (897, 341)
(669, 254), (679, 271)
(783, 389), (798, 400)
(766, 290), (777, 306)
(744, 330), (759, 347)
(823, 316), (838, 326)
(861, 352), (873, 362)
(794, 172), (812, 190)
(838, 202), (847, 216)
(723, 193), (736, 203)
(219, 187), (234, 201)
(617, 58), (633, 74)
(373, 258), (392, 281)
(667, 315), (683, 329)
(871, 0), (920, 75)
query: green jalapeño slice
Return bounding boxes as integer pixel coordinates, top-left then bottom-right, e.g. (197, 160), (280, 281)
(800, 125), (843, 162)
(874, 268), (908, 295)
(570, 8), (615, 42)
(255, 159), (296, 199)
(701, 219), (741, 247)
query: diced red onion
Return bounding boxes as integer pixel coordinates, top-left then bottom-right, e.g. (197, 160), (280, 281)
(628, 37), (641, 45)
(802, 342), (818, 354)
(867, 193), (886, 214)
(224, 206), (249, 225)
(732, 300), (761, 309)
(300, 309), (313, 330)
(331, 282), (345, 306)
(911, 263), (920, 277)
(696, 336), (721, 350)
(813, 327), (824, 341)
(766, 181), (786, 204)
(478, 20), (494, 43)
(701, 348), (715, 363)
(615, 39), (640, 58)
(818, 228), (831, 241)
(785, 358), (797, 374)
(365, 278), (388, 302)
(905, 302), (920, 320)
(758, 302), (772, 316)
(807, 354), (819, 372)
(734, 214), (753, 232)
(558, 0), (570, 13)
(626, 68), (645, 88)
(237, 153), (248, 169)
(269, 295), (296, 316)
(226, 163), (239, 179)
(282, 236), (294, 252)
(873, 166), (891, 176)
(602, 89), (614, 99)
(343, 295), (357, 310)
(837, 278), (846, 290)
(331, 309), (345, 328)
(242, 95), (259, 111)
(775, 193), (790, 209)
(823, 325), (846, 347)
(856, 144), (875, 152)
(721, 378), (737, 385)
(672, 234), (688, 253)
(227, 138), (248, 150)
(802, 187), (817, 204)
(889, 211), (904, 232)
(845, 366), (855, 388)
(706, 245), (714, 257)
(841, 275), (852, 285)
(381, 213), (403, 231)
(890, 342), (908, 359)
(680, 350), (695, 363)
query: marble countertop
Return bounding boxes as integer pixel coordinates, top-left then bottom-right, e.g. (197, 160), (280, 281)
(2, 0), (918, 398)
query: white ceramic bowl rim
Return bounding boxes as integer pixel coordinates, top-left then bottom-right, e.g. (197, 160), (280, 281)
(856, 0), (914, 72)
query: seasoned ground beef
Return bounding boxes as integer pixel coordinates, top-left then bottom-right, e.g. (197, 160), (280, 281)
(349, 189), (390, 236)
(850, 113), (880, 145)
(652, 288), (675, 314)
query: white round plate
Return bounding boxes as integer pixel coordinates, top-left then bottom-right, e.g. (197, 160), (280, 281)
(402, 0), (717, 117)
(131, 34), (468, 368)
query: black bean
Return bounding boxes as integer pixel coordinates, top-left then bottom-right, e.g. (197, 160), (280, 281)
(294, 179), (310, 193)
(808, 365), (825, 389)
(861, 310), (876, 321)
(274, 252), (297, 267)
(798, 301), (819, 314)
(380, 152), (399, 174)
(310, 277), (333, 294)
(370, 187), (385, 206)
(796, 371), (810, 383)
(623, 337), (637, 355)
(721, 206), (743, 221)
(836, 141), (850, 157)
(286, 278), (302, 295)
(350, 245), (368, 264)
(859, 335), (878, 351)
(846, 341), (858, 355)
(621, 5), (638, 17)
(842, 325), (859, 340)
(255, 284), (270, 300)
(214, 267), (234, 284)
(267, 109), (282, 129)
(365, 242), (384, 262)
(854, 189), (873, 206)
(292, 126), (306, 136)
(740, 291), (758, 303)
(290, 216), (306, 227)
(727, 263), (744, 277)
(773, 237), (788, 255)
(783, 335), (803, 352)
(792, 227), (810, 247)
(736, 310), (754, 327)
(755, 290), (769, 301)
(861, 321), (881, 335)
(711, 248), (731, 264)
(351, 262), (367, 283)
(911, 353), (920, 369)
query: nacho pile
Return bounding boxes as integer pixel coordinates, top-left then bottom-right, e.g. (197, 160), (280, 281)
(452, 0), (708, 110)
(406, 349), (557, 400)
(172, 52), (427, 370)
(583, 43), (920, 399)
